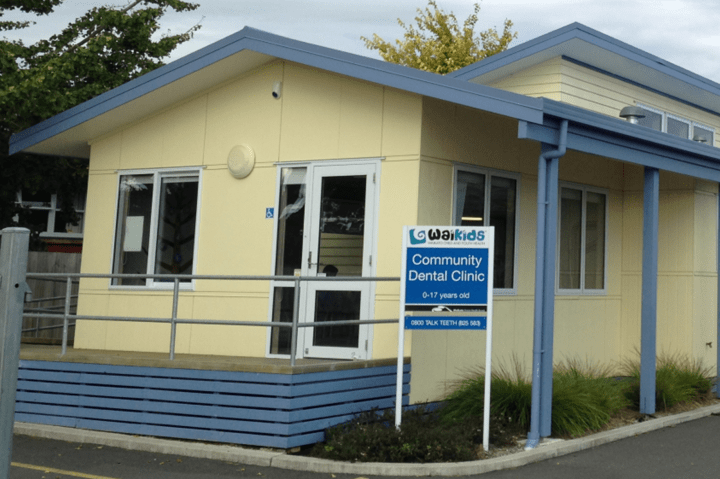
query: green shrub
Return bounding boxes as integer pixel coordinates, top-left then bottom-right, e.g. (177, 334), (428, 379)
(311, 406), (482, 463)
(441, 358), (532, 429)
(442, 357), (628, 437)
(552, 359), (628, 437)
(620, 351), (713, 411)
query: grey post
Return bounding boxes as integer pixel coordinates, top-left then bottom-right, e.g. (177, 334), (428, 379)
(0, 228), (30, 478)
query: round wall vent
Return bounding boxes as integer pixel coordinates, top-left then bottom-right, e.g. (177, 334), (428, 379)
(227, 144), (256, 179)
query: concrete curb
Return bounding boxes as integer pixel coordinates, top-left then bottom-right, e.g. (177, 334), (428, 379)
(14, 402), (720, 476)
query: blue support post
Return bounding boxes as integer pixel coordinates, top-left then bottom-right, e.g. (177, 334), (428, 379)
(526, 120), (566, 449)
(640, 167), (659, 414)
(540, 154), (559, 437)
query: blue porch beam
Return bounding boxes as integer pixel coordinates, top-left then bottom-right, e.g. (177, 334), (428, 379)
(640, 167), (659, 414)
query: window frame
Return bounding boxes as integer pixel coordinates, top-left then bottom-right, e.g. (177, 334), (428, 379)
(637, 103), (716, 145)
(452, 164), (520, 295)
(109, 167), (203, 290)
(556, 182), (609, 295)
(14, 190), (85, 239)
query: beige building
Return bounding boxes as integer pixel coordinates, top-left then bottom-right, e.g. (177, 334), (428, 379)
(11, 23), (720, 447)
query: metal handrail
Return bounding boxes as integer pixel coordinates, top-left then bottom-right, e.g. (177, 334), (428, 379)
(22, 272), (401, 366)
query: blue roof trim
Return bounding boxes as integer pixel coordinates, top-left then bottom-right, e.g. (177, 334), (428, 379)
(9, 27), (543, 156)
(519, 98), (720, 182)
(561, 56), (720, 118)
(450, 23), (720, 96)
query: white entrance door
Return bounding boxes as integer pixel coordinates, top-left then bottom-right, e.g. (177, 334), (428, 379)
(268, 161), (377, 360)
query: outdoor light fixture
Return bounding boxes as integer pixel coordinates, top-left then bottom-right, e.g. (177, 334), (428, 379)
(693, 134), (708, 143)
(619, 106), (646, 124)
(462, 216), (483, 222)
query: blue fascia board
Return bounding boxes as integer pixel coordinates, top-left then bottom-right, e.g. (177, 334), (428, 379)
(451, 23), (720, 97)
(520, 99), (720, 181)
(9, 27), (542, 157)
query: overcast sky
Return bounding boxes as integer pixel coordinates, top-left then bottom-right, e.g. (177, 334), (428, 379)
(5, 0), (720, 82)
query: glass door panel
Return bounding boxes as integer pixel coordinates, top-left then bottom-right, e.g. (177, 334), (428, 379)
(304, 164), (375, 359)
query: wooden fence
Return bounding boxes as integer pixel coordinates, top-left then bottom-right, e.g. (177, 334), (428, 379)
(23, 252), (81, 343)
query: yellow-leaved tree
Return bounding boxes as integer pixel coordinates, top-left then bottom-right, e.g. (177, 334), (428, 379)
(362, 1), (516, 74)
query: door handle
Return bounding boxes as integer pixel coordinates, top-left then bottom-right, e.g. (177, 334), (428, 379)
(307, 251), (320, 268)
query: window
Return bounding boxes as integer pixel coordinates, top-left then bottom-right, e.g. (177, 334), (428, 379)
(558, 185), (607, 292)
(636, 104), (715, 145)
(15, 190), (85, 236)
(111, 169), (201, 287)
(454, 167), (518, 291)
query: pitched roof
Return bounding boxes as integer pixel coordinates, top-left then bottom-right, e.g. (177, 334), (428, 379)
(450, 22), (720, 117)
(9, 26), (543, 159)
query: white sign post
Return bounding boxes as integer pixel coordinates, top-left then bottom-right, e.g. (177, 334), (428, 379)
(396, 226), (494, 451)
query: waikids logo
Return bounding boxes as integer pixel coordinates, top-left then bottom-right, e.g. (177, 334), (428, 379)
(409, 227), (485, 245)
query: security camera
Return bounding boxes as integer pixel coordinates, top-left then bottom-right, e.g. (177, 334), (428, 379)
(272, 81), (282, 99)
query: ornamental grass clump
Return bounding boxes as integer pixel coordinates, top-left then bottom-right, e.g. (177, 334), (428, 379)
(441, 357), (532, 429)
(620, 351), (713, 411)
(551, 358), (628, 437)
(441, 357), (628, 437)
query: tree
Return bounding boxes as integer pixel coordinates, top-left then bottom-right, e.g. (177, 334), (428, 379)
(0, 0), (200, 248)
(362, 0), (516, 75)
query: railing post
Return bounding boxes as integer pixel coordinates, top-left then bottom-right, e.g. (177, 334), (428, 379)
(169, 278), (179, 360)
(0, 227), (30, 478)
(61, 277), (72, 357)
(290, 277), (301, 367)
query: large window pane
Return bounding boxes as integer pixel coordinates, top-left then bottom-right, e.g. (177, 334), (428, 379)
(269, 287), (294, 355)
(693, 125), (714, 145)
(490, 176), (516, 289)
(637, 108), (662, 131)
(559, 188), (582, 289)
(584, 192), (605, 289)
(454, 169), (517, 290)
(455, 171), (485, 226)
(275, 168), (306, 276)
(667, 117), (690, 139)
(112, 175), (154, 286)
(154, 176), (198, 280)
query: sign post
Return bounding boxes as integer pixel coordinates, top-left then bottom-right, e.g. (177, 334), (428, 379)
(396, 226), (494, 450)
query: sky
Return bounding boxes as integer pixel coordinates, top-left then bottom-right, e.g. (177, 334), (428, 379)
(4, 0), (720, 82)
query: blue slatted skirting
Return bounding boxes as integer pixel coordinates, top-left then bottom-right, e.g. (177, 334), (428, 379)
(15, 360), (411, 449)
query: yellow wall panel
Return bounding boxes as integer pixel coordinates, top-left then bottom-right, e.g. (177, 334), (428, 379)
(417, 160), (453, 225)
(381, 89), (422, 157)
(204, 62), (283, 167)
(338, 78), (384, 158)
(692, 276), (717, 373)
(194, 167), (276, 279)
(187, 296), (268, 357)
(694, 190), (718, 273)
(74, 293), (110, 350)
(89, 134), (121, 172)
(78, 172), (118, 290)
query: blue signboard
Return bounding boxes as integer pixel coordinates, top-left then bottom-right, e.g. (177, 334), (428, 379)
(405, 247), (489, 306)
(400, 226), (494, 330)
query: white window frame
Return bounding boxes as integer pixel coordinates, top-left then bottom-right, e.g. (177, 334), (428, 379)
(14, 190), (85, 239)
(637, 104), (716, 145)
(556, 182), (608, 295)
(452, 164), (520, 295)
(109, 167), (203, 290)
(691, 121), (715, 145)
